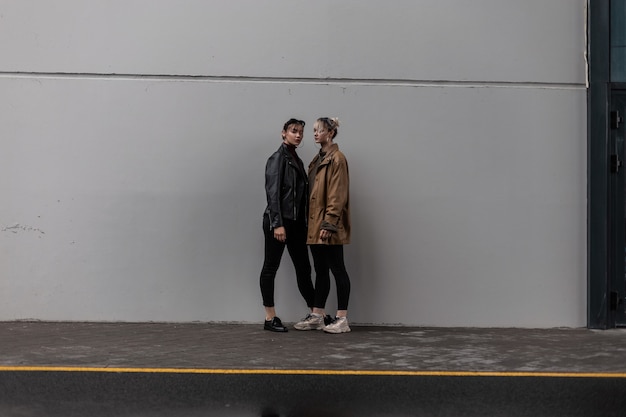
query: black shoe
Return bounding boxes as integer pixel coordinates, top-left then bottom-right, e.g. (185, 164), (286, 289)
(324, 315), (334, 326)
(264, 317), (288, 332)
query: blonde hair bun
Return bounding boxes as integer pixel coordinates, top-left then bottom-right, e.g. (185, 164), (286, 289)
(330, 117), (340, 128)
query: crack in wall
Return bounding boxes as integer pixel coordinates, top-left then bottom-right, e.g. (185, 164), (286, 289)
(1, 224), (45, 235)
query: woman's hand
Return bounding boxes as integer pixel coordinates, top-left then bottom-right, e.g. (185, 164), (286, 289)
(274, 226), (286, 242)
(319, 229), (333, 241)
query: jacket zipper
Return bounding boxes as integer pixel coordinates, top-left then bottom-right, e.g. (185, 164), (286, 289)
(292, 163), (297, 219)
(288, 160), (297, 220)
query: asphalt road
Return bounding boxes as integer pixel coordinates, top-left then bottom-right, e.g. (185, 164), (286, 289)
(1, 371), (625, 417)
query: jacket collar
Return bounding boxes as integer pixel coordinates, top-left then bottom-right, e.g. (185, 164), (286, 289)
(279, 142), (295, 160)
(280, 142), (306, 175)
(319, 143), (339, 164)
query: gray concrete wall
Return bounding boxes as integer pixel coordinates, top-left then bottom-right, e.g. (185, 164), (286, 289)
(0, 0), (587, 327)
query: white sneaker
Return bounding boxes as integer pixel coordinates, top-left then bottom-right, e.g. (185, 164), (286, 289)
(294, 313), (325, 330)
(323, 317), (351, 334)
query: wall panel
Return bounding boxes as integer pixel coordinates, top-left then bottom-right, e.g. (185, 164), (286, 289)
(0, 75), (586, 326)
(0, 0), (585, 83)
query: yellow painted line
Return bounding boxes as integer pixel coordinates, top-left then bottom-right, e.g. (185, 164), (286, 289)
(1, 366), (626, 378)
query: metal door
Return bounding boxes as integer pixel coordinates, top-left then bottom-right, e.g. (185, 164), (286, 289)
(609, 91), (626, 326)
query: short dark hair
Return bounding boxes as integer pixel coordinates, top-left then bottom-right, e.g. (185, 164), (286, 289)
(283, 118), (305, 131)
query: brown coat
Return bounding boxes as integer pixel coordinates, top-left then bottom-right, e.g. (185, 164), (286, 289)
(307, 143), (351, 245)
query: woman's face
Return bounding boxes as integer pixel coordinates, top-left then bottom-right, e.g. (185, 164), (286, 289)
(313, 122), (332, 145)
(282, 124), (304, 146)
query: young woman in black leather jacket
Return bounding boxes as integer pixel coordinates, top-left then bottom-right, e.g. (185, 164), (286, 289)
(259, 118), (315, 332)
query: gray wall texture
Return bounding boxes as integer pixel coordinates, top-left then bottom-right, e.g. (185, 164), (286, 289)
(0, 0), (587, 327)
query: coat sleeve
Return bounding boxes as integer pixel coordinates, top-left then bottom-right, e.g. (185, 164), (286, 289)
(265, 152), (283, 229)
(321, 155), (349, 232)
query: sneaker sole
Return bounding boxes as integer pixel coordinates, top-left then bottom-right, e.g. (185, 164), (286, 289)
(294, 324), (324, 331)
(323, 327), (351, 334)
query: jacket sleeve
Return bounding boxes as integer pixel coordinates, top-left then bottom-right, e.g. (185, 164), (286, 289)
(321, 155), (349, 232)
(265, 152), (283, 229)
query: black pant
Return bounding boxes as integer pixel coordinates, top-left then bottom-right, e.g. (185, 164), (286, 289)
(310, 244), (351, 311)
(259, 215), (314, 308)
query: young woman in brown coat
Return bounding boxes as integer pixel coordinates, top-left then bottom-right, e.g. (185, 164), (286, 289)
(294, 117), (352, 334)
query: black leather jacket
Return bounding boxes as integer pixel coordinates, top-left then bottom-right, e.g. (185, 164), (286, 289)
(264, 143), (308, 229)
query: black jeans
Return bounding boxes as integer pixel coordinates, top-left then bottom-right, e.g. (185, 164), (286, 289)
(310, 244), (351, 311)
(259, 215), (314, 308)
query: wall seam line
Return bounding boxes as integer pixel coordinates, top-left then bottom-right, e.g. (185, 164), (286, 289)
(0, 71), (586, 90)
